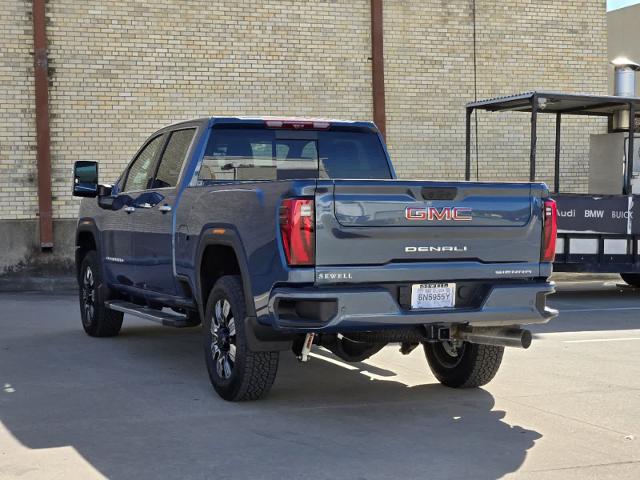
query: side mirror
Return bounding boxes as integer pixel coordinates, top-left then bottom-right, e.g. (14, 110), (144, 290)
(73, 161), (99, 197)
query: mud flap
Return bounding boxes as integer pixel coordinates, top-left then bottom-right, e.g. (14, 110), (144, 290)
(244, 316), (293, 352)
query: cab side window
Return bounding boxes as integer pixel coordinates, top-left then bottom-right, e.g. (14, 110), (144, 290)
(123, 135), (164, 192)
(153, 128), (196, 188)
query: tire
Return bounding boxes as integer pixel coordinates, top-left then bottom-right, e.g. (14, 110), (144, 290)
(203, 275), (279, 401)
(78, 251), (123, 337)
(620, 273), (640, 288)
(423, 341), (504, 388)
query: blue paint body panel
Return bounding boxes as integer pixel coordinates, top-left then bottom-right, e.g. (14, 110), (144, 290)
(76, 117), (556, 336)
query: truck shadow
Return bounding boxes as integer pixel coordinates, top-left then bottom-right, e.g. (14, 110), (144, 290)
(0, 320), (541, 480)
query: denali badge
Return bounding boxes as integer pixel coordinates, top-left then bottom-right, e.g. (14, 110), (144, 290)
(405, 246), (468, 252)
(405, 206), (472, 221)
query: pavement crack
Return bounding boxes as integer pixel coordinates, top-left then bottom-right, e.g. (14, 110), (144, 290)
(498, 396), (633, 437)
(525, 459), (640, 474)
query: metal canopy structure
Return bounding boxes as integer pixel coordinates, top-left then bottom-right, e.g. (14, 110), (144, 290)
(465, 91), (640, 194)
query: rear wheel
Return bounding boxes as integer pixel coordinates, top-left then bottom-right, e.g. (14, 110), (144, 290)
(620, 273), (640, 288)
(423, 341), (504, 388)
(203, 275), (279, 401)
(79, 251), (123, 337)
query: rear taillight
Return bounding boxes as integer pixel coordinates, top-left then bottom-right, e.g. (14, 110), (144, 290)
(279, 198), (315, 266)
(541, 199), (557, 262)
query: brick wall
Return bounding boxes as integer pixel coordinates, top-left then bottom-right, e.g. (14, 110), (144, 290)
(384, 0), (608, 192)
(0, 0), (608, 223)
(46, 0), (373, 219)
(474, 1), (608, 192)
(0, 1), (37, 220)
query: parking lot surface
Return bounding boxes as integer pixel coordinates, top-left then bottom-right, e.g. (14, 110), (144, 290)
(1, 280), (639, 479)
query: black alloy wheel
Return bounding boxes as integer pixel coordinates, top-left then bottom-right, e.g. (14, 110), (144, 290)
(210, 297), (237, 380)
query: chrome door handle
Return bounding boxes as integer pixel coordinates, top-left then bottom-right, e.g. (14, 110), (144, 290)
(124, 206), (135, 213)
(159, 205), (172, 213)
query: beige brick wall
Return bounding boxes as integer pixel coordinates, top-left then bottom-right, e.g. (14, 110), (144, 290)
(46, 0), (373, 219)
(0, 1), (37, 220)
(0, 0), (608, 223)
(474, 1), (608, 192)
(384, 0), (608, 192)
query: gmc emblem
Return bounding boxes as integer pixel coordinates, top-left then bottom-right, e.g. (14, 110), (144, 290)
(405, 206), (472, 222)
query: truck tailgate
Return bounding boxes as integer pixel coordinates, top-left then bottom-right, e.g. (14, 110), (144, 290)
(315, 180), (544, 272)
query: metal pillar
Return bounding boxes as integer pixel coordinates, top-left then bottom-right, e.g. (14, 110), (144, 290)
(529, 96), (538, 182)
(626, 102), (636, 195)
(465, 107), (472, 180)
(32, 0), (54, 249)
(370, 0), (386, 140)
(554, 113), (561, 193)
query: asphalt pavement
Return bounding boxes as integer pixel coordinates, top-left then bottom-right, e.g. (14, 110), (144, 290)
(1, 280), (639, 479)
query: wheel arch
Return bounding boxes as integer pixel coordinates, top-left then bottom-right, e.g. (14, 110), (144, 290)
(195, 226), (255, 321)
(75, 219), (101, 282)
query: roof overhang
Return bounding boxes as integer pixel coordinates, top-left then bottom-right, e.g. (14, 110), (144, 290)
(466, 91), (640, 117)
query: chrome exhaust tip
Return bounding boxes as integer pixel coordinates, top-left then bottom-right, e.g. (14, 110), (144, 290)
(452, 326), (532, 349)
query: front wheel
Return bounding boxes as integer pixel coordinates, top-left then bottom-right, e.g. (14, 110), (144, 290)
(78, 251), (123, 337)
(203, 275), (279, 401)
(423, 341), (504, 388)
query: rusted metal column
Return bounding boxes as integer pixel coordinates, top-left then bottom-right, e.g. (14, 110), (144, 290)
(465, 107), (472, 180)
(32, 0), (54, 249)
(370, 0), (386, 140)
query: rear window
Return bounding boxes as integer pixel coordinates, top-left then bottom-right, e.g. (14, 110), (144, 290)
(198, 126), (391, 181)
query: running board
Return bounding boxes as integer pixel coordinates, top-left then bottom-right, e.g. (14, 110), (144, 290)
(105, 300), (194, 328)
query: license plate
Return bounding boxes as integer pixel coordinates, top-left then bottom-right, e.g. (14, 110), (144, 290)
(411, 283), (456, 309)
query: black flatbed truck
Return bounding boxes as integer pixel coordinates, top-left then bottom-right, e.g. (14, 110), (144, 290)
(465, 91), (640, 285)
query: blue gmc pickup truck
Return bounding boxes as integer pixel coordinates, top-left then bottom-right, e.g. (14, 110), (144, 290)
(73, 117), (558, 401)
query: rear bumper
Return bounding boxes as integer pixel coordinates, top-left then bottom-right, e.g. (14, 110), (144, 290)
(267, 281), (557, 332)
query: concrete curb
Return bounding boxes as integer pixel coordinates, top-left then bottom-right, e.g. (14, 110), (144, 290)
(0, 275), (76, 293)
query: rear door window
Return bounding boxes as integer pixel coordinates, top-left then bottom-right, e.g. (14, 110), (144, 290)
(153, 128), (196, 188)
(199, 127), (391, 181)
